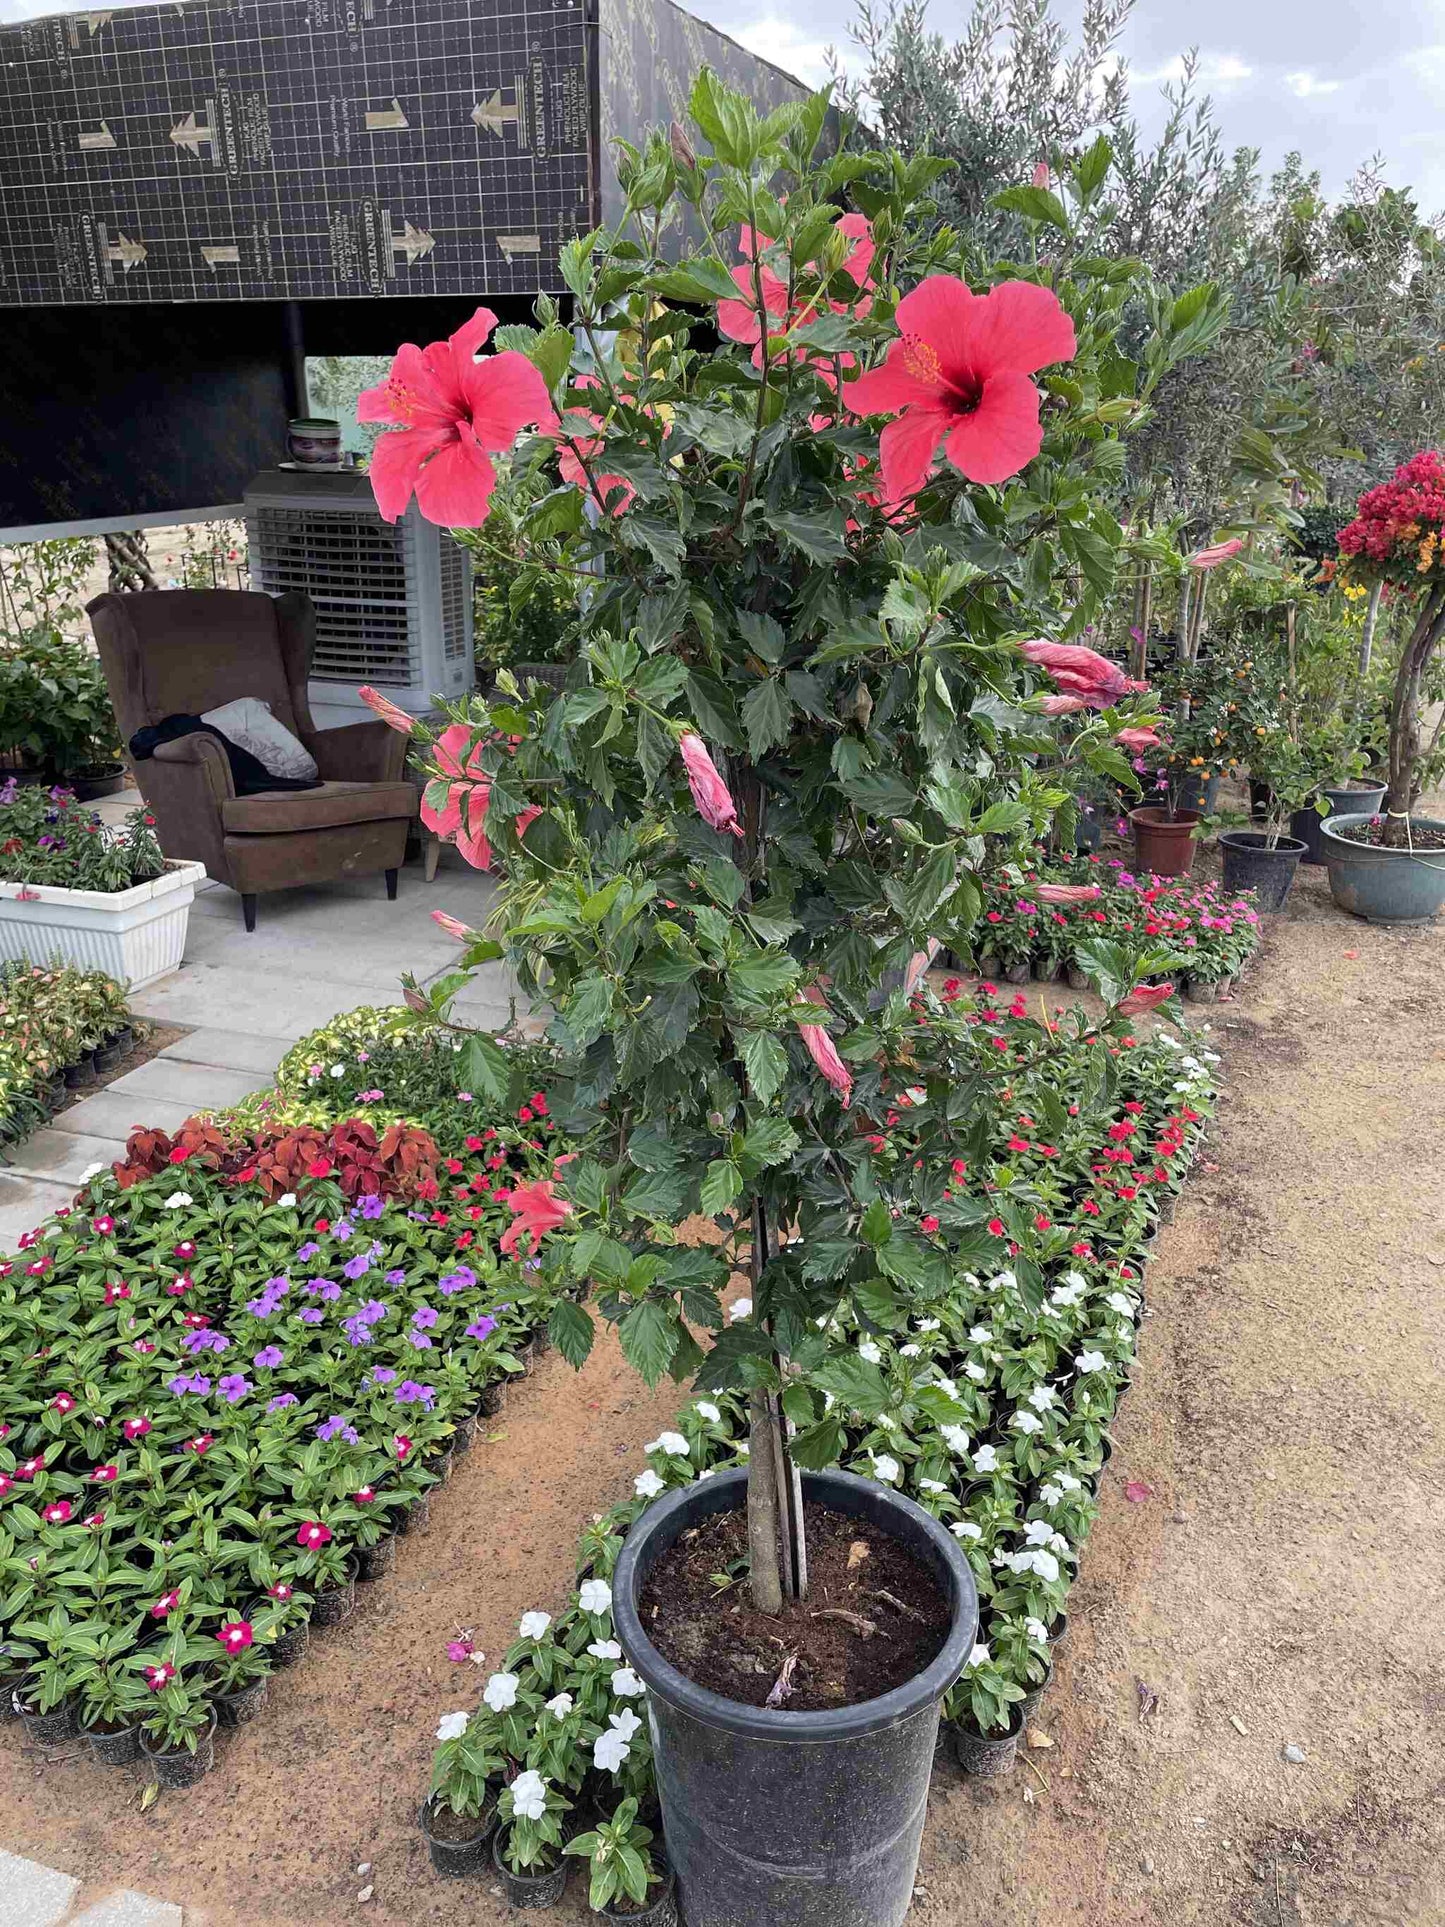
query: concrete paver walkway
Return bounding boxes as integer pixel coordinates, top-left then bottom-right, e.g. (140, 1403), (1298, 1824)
(0, 1853), (180, 1927)
(0, 843), (517, 1249)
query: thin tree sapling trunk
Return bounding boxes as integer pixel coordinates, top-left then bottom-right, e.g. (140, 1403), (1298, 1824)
(727, 759), (807, 1614)
(1383, 583), (1445, 846)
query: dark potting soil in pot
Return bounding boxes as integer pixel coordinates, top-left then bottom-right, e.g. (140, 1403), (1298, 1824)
(1331, 819), (1445, 851)
(428, 1799), (494, 1844)
(638, 1503), (950, 1711)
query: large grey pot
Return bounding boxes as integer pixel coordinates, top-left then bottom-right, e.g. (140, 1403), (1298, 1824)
(1321, 813), (1445, 922)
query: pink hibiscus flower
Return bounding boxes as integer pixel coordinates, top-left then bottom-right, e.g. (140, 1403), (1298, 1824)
(498, 1179), (572, 1259)
(844, 276), (1076, 500)
(1021, 640), (1142, 709)
(359, 308), (559, 527)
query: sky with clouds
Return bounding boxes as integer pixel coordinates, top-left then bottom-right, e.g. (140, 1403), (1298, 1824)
(691, 0), (1445, 216)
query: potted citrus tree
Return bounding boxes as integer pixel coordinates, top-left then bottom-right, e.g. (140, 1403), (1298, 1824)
(361, 71), (1222, 1927)
(1322, 452), (1445, 919)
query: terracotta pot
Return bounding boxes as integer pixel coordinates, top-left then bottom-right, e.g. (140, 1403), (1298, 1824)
(1130, 806), (1201, 878)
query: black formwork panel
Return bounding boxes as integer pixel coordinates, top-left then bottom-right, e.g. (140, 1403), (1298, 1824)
(0, 0), (805, 527)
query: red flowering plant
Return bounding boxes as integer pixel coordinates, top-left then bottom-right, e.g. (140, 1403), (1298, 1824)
(1336, 450), (1445, 842)
(364, 74), (1221, 1612)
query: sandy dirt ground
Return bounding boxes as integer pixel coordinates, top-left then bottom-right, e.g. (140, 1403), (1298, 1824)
(0, 851), (1440, 1926)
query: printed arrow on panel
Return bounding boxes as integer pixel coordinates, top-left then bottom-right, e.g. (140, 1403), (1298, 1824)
(470, 90), (520, 136)
(106, 233), (147, 270)
(364, 98), (410, 132)
(391, 220), (434, 265)
(78, 121), (117, 150)
(77, 12), (112, 34)
(497, 233), (541, 259)
(170, 111), (215, 156)
(200, 243), (240, 268)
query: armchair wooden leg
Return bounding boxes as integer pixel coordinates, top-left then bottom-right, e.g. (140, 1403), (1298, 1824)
(242, 893), (257, 933)
(384, 868), (399, 901)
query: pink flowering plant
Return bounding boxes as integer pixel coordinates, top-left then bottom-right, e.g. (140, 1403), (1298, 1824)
(977, 852), (1261, 992)
(362, 74), (1221, 1611)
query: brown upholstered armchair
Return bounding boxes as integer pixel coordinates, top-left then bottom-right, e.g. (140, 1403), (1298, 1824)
(87, 588), (416, 930)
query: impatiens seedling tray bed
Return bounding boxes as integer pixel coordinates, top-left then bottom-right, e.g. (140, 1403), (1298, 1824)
(418, 993), (1223, 1877)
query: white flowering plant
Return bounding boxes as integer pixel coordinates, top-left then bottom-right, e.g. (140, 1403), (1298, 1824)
(416, 1000), (1217, 1819)
(429, 1708), (507, 1821)
(945, 1642), (1026, 1737)
(497, 1769), (571, 1874)
(989, 1611), (1052, 1691)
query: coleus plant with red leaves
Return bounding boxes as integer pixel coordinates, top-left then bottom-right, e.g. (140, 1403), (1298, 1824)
(112, 1116), (443, 1204)
(362, 72), (1224, 1611)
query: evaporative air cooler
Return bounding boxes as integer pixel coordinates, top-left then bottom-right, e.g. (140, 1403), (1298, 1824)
(243, 469), (474, 728)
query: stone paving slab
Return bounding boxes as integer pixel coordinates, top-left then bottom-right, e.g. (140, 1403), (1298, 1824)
(51, 1092), (193, 1143)
(0, 1176), (79, 1248)
(0, 1851), (77, 1927)
(130, 966), (399, 1040)
(4, 1131), (123, 1186)
(104, 1061), (272, 1110)
(158, 1028), (292, 1076)
(65, 1893), (182, 1927)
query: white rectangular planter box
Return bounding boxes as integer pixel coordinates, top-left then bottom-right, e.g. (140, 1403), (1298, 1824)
(0, 860), (207, 989)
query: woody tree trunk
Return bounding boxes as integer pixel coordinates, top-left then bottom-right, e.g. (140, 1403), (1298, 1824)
(1383, 582), (1445, 846)
(728, 760), (805, 1615)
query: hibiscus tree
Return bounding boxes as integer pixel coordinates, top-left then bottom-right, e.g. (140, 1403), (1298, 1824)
(366, 71), (1214, 1611)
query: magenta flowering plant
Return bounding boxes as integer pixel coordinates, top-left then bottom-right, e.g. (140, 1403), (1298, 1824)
(139, 1644), (214, 1754)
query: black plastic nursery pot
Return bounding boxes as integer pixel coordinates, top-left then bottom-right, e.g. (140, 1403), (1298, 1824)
(17, 1694), (77, 1746)
(419, 1794), (497, 1877)
(397, 1491), (431, 1534)
(1219, 830), (1306, 914)
(250, 1602), (310, 1668)
(141, 1707), (216, 1788)
(94, 1026), (134, 1073)
(950, 1703), (1024, 1776)
(311, 1560), (358, 1627)
(604, 1864), (679, 1925)
(357, 1532), (399, 1580)
(491, 1828), (569, 1907)
(1184, 974), (1231, 1004)
(84, 1715), (142, 1766)
(1018, 1661), (1054, 1722)
(214, 1677), (268, 1727)
(612, 1468), (978, 1927)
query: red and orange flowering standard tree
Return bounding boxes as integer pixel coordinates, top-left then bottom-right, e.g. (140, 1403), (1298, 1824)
(1336, 449), (1445, 841)
(360, 72), (1220, 1612)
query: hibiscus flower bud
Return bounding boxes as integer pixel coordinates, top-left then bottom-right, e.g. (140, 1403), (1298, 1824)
(677, 733), (744, 838)
(357, 686), (418, 734)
